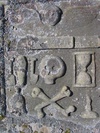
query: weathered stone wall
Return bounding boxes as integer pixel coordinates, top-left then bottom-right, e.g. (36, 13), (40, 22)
(0, 0), (100, 133)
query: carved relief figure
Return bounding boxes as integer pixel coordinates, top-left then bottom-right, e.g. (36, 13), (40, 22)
(73, 52), (95, 87)
(9, 87), (27, 116)
(39, 55), (66, 84)
(39, 3), (62, 26)
(32, 86), (75, 118)
(81, 94), (98, 118)
(15, 56), (27, 87)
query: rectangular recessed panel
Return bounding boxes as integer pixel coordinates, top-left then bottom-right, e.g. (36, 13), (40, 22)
(73, 51), (95, 87)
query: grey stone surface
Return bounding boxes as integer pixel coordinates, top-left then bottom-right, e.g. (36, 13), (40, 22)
(0, 0), (100, 133)
(75, 36), (100, 48)
(7, 3), (100, 37)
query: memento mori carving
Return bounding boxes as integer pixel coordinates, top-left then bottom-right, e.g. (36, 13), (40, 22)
(8, 2), (99, 38)
(9, 87), (27, 116)
(32, 86), (75, 118)
(81, 94), (98, 118)
(39, 55), (65, 84)
(73, 52), (95, 87)
(39, 3), (62, 26)
(15, 56), (27, 87)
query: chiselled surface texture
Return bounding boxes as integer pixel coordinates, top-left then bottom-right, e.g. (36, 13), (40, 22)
(0, 0), (100, 133)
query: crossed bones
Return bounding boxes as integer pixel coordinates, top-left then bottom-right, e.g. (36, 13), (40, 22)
(32, 86), (75, 118)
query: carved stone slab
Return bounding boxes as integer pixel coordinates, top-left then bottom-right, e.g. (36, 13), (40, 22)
(5, 49), (100, 122)
(2, 0), (100, 133)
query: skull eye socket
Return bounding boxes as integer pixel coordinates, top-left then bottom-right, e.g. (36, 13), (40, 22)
(47, 59), (59, 72)
(39, 55), (66, 84)
(33, 91), (36, 94)
(52, 66), (57, 71)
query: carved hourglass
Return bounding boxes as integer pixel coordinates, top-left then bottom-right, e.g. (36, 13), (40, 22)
(73, 52), (95, 87)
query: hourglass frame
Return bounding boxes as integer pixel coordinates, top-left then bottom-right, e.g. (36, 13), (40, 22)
(73, 51), (95, 87)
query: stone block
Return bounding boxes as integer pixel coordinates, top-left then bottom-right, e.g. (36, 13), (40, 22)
(1, 1), (100, 133)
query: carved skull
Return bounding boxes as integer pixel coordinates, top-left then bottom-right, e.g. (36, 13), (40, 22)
(40, 3), (62, 26)
(39, 55), (65, 84)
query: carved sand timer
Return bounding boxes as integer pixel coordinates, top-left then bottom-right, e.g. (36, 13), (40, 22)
(76, 53), (92, 86)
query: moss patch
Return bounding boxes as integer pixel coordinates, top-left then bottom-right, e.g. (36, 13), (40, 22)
(20, 131), (25, 133)
(22, 124), (28, 128)
(0, 115), (5, 121)
(34, 131), (38, 133)
(65, 129), (71, 133)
